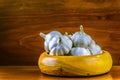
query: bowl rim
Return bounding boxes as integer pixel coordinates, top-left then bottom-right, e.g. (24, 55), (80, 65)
(41, 50), (109, 58)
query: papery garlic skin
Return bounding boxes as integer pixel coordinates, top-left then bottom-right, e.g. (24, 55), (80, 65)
(40, 31), (62, 52)
(72, 32), (92, 48)
(40, 25), (103, 56)
(40, 31), (72, 56)
(71, 25), (102, 56)
(62, 35), (73, 50)
(70, 47), (91, 56)
(49, 44), (69, 56)
(49, 35), (72, 56)
(40, 31), (62, 41)
(48, 36), (60, 51)
(89, 41), (102, 55)
(49, 45), (64, 56)
(71, 25), (92, 48)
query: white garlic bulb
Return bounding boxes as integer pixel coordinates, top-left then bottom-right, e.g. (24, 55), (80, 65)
(71, 25), (92, 48)
(89, 40), (102, 55)
(70, 47), (91, 56)
(40, 31), (62, 52)
(40, 25), (103, 56)
(40, 31), (72, 56)
(49, 35), (72, 56)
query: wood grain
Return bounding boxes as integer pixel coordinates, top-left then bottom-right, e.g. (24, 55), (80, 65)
(0, 66), (120, 80)
(0, 0), (120, 65)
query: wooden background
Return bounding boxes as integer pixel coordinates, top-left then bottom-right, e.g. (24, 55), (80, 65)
(0, 0), (120, 65)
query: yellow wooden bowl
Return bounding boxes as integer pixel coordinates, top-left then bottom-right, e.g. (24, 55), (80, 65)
(38, 50), (112, 76)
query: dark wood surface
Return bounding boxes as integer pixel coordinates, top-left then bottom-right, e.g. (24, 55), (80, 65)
(0, 66), (119, 80)
(0, 0), (120, 65)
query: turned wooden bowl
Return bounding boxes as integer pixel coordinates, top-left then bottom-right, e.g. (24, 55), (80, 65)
(38, 50), (112, 76)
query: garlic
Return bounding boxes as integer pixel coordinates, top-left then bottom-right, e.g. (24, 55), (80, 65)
(71, 25), (92, 48)
(40, 25), (103, 56)
(89, 40), (102, 55)
(70, 25), (102, 56)
(40, 31), (72, 56)
(49, 36), (72, 56)
(40, 31), (62, 52)
(70, 47), (91, 56)
(48, 36), (60, 50)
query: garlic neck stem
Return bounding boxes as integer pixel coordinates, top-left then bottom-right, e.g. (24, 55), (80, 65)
(40, 32), (46, 39)
(64, 32), (68, 35)
(80, 25), (84, 33)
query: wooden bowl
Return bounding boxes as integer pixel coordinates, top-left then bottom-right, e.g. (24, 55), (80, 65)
(38, 50), (112, 76)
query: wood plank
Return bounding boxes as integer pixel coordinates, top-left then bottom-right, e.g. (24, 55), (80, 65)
(0, 0), (120, 65)
(0, 66), (119, 80)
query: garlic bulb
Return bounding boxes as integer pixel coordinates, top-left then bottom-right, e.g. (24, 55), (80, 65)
(40, 31), (62, 52)
(71, 25), (92, 48)
(70, 47), (91, 56)
(40, 31), (72, 56)
(49, 35), (72, 56)
(40, 25), (103, 56)
(89, 40), (102, 55)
